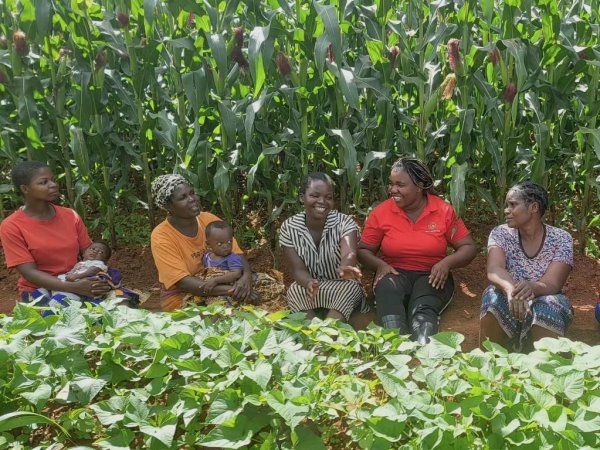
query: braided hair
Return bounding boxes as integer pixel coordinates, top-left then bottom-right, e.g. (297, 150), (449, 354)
(508, 181), (548, 216)
(391, 157), (435, 192)
(299, 172), (335, 196)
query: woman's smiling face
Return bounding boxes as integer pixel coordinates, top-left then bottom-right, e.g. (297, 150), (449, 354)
(301, 179), (334, 221)
(388, 168), (422, 210)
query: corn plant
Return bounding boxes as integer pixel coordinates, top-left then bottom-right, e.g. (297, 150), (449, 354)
(0, 0), (598, 251)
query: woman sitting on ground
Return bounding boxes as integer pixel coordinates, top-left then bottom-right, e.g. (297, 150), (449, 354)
(0, 161), (111, 304)
(480, 182), (573, 351)
(150, 174), (255, 311)
(279, 172), (369, 322)
(358, 157), (477, 343)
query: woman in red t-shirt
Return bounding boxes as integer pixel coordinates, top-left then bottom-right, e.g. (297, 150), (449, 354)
(358, 157), (477, 343)
(0, 161), (111, 303)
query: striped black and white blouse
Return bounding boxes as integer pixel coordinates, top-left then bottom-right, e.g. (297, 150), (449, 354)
(279, 210), (359, 280)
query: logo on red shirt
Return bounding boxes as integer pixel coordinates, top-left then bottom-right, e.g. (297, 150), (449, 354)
(426, 222), (440, 233)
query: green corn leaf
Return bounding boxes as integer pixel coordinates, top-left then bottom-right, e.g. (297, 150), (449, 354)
(208, 34), (228, 77)
(70, 126), (91, 179)
(218, 101), (239, 144)
(144, 0), (158, 28)
(249, 24), (270, 95)
(0, 411), (69, 436)
(314, 2), (342, 64)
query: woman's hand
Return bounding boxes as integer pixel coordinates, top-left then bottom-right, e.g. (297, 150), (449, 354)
(230, 272), (253, 301)
(429, 259), (451, 289)
(506, 282), (533, 321)
(512, 280), (535, 301)
(508, 297), (531, 321)
(374, 263), (399, 287)
(75, 278), (111, 298)
(306, 279), (320, 303)
(202, 278), (218, 295)
(338, 265), (362, 281)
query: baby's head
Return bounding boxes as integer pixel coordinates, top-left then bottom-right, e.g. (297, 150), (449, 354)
(205, 221), (234, 257)
(83, 241), (111, 263)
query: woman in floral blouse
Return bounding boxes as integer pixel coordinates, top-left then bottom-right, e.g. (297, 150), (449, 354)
(480, 182), (573, 351)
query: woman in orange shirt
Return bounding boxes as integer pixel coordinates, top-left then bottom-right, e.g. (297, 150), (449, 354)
(150, 174), (254, 311)
(358, 158), (477, 343)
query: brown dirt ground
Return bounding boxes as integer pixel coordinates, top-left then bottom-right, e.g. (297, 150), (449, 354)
(1, 229), (599, 352)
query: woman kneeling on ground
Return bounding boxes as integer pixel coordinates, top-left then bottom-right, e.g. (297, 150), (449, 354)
(358, 157), (477, 343)
(0, 161), (111, 304)
(150, 174), (255, 311)
(480, 182), (573, 351)
(279, 172), (369, 321)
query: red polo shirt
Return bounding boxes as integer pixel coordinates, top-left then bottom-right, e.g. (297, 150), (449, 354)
(361, 195), (470, 271)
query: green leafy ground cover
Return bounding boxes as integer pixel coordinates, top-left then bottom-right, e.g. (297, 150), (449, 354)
(1, 303), (600, 449)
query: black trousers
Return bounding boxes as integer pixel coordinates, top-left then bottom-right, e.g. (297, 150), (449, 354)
(374, 270), (454, 332)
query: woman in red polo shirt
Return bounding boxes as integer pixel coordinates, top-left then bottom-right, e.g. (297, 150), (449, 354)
(0, 161), (111, 304)
(358, 157), (477, 343)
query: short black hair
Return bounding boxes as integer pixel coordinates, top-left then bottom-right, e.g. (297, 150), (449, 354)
(11, 161), (50, 194)
(509, 181), (549, 216)
(95, 240), (112, 260)
(205, 220), (232, 238)
(299, 172), (335, 197)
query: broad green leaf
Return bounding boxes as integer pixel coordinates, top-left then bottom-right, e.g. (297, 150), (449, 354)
(90, 396), (127, 426)
(96, 428), (134, 450)
(551, 371), (584, 401)
(292, 423), (326, 450)
(206, 390), (243, 425)
(20, 383), (52, 409)
(198, 417), (254, 448)
(264, 391), (309, 429)
(367, 417), (405, 442)
(241, 360), (272, 390)
(140, 422), (177, 447)
(63, 376), (108, 404)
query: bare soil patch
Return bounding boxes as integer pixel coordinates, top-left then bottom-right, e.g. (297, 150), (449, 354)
(1, 232), (599, 352)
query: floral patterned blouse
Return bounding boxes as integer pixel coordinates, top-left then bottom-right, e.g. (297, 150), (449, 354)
(488, 224), (573, 282)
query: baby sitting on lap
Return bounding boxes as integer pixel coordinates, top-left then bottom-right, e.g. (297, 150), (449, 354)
(186, 221), (284, 306)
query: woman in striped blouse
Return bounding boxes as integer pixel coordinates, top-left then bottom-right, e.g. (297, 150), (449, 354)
(279, 173), (369, 321)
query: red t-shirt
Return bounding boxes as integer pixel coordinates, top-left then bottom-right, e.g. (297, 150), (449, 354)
(361, 195), (470, 271)
(0, 205), (92, 294)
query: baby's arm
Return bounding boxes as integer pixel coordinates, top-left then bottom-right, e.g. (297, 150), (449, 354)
(203, 269), (243, 294)
(65, 266), (103, 282)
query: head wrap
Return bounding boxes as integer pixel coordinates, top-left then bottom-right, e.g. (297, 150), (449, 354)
(151, 174), (188, 209)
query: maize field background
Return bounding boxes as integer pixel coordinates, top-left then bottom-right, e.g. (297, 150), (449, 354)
(0, 0), (598, 252)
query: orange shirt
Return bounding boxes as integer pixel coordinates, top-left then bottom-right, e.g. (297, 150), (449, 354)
(0, 205), (92, 294)
(150, 212), (242, 311)
(361, 195), (470, 271)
